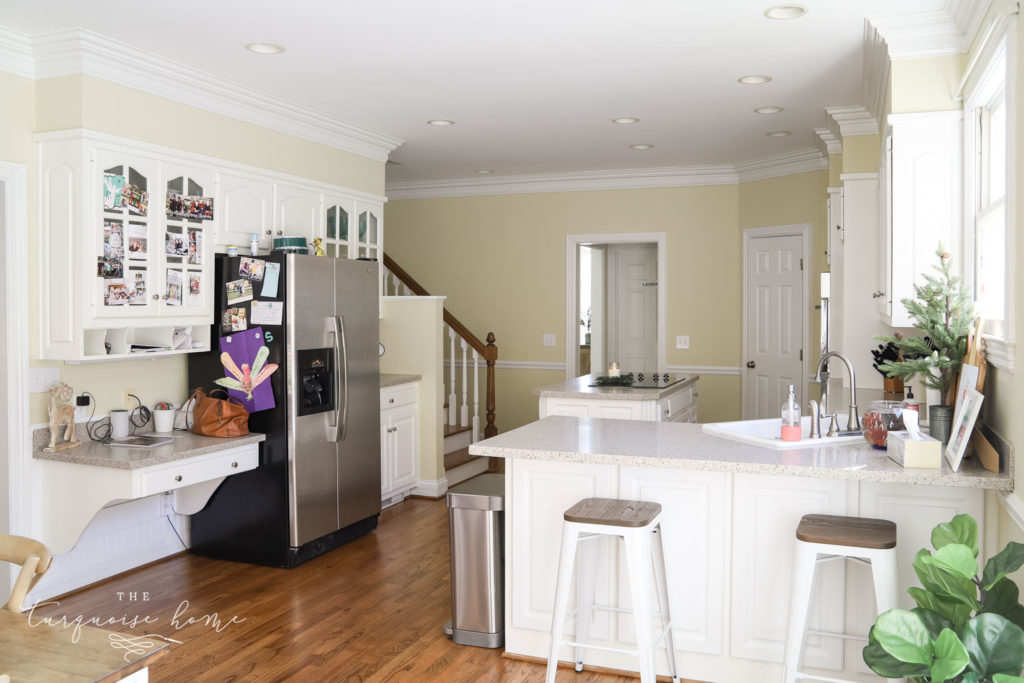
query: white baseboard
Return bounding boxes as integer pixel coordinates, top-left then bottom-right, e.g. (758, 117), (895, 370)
(25, 498), (187, 604)
(445, 458), (490, 488)
(411, 477), (448, 498)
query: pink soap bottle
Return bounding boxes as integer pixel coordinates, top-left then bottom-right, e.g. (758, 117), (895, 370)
(781, 384), (801, 442)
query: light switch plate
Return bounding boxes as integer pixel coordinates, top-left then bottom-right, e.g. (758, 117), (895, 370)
(29, 366), (60, 394)
(676, 335), (690, 350)
(543, 333), (556, 347)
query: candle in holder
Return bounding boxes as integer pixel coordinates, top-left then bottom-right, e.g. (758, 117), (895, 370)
(608, 362), (620, 378)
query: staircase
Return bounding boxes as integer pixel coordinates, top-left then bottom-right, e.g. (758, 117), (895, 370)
(382, 253), (499, 488)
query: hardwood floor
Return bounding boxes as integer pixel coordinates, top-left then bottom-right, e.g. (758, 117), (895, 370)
(32, 497), (700, 682)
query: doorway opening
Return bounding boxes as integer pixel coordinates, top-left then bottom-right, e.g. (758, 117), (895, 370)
(565, 233), (667, 379)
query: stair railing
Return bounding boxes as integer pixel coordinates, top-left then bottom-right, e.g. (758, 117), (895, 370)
(382, 253), (497, 440)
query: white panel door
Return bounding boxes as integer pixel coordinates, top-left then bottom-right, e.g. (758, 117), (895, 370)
(607, 245), (658, 373)
(731, 473), (847, 668)
(216, 171), (272, 250)
(744, 234), (804, 419)
(275, 183), (321, 241)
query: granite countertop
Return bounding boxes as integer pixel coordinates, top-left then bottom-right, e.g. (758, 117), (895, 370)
(469, 416), (1013, 491)
(380, 373), (422, 388)
(33, 426), (265, 470)
(533, 374), (698, 400)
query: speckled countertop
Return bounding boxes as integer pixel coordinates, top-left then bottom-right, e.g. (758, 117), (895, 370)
(469, 416), (1013, 490)
(33, 427), (265, 470)
(380, 373), (421, 388)
(533, 374), (698, 400)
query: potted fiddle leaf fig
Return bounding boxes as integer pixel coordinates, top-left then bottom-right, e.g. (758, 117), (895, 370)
(876, 246), (975, 444)
(863, 513), (1024, 682)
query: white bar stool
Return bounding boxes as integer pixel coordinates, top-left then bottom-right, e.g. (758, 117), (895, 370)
(545, 498), (680, 683)
(782, 513), (899, 683)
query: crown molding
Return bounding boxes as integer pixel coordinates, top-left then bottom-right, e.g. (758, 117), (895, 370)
(734, 148), (827, 183)
(0, 26), (34, 78)
(3, 27), (402, 162)
(868, 0), (991, 58)
(386, 164), (740, 199)
(862, 21), (891, 130)
(825, 105), (880, 138)
(813, 128), (842, 157)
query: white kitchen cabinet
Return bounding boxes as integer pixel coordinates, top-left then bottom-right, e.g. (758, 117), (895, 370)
(275, 182), (322, 243)
(881, 111), (963, 327)
(355, 202), (383, 261)
(537, 377), (698, 422)
(37, 130), (215, 361)
(380, 382), (419, 503)
(217, 170), (273, 250)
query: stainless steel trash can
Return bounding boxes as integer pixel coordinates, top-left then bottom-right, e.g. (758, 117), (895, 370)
(444, 473), (504, 648)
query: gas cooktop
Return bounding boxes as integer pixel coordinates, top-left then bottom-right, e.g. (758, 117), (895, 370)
(589, 372), (687, 389)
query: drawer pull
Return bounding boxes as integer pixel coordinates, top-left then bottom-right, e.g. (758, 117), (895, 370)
(389, 398), (395, 403)
(174, 475), (182, 482)
(231, 461), (238, 468)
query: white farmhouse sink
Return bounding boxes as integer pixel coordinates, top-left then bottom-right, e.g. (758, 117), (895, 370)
(702, 416), (864, 450)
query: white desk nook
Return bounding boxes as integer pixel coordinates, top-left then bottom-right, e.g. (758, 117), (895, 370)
(469, 415), (1012, 683)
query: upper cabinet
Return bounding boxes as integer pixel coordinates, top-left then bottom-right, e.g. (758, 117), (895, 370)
(37, 130), (386, 361)
(881, 111), (963, 327)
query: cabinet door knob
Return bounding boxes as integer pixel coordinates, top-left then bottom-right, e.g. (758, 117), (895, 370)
(152, 294), (160, 300)
(389, 398), (395, 403)
(162, 295), (169, 300)
(174, 474), (182, 482)
(265, 229), (272, 235)
(746, 361), (756, 369)
(872, 291), (885, 299)
(231, 461), (238, 468)
(277, 230), (283, 236)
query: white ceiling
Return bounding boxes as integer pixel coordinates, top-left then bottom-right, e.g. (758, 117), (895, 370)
(1, 0), (968, 187)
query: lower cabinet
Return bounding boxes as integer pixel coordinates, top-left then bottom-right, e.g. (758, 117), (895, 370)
(380, 382), (419, 503)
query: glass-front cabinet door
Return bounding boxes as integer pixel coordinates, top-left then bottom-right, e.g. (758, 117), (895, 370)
(162, 165), (214, 319)
(355, 202), (382, 261)
(323, 197), (353, 259)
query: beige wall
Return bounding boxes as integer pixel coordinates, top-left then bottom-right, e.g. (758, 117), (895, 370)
(890, 54), (967, 114)
(380, 297), (446, 483)
(841, 134), (882, 174)
(5, 74), (386, 424)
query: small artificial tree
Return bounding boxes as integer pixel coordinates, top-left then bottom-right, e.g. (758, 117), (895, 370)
(877, 247), (974, 406)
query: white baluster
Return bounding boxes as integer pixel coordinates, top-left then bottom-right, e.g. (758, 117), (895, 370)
(448, 326), (457, 426)
(460, 339), (469, 427)
(388, 270), (397, 296)
(472, 349), (480, 443)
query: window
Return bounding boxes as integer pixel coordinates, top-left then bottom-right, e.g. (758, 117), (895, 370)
(964, 33), (1014, 370)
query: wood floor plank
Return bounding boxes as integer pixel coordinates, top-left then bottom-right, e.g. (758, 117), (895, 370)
(31, 497), (705, 682)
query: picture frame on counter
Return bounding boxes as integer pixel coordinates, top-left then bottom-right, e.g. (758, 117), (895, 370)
(945, 388), (984, 472)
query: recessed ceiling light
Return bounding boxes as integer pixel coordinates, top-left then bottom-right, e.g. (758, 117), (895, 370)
(764, 4), (808, 20)
(427, 119), (455, 126)
(630, 144), (654, 150)
(738, 74), (772, 85)
(475, 169), (493, 174)
(766, 130), (792, 137)
(755, 106), (784, 114)
(244, 42), (285, 55)
(612, 117), (640, 124)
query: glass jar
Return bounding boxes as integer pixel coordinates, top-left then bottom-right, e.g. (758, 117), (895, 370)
(863, 400), (905, 449)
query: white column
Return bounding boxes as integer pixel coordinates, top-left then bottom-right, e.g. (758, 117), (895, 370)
(448, 326), (457, 426)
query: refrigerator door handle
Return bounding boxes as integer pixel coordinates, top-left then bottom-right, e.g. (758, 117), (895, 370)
(330, 315), (349, 442)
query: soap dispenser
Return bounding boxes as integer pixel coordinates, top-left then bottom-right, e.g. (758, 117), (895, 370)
(902, 384), (919, 413)
(781, 384), (801, 441)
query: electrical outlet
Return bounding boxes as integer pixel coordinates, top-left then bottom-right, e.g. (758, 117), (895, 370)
(543, 334), (556, 347)
(123, 388), (136, 410)
(29, 366), (60, 394)
(676, 335), (690, 350)
(74, 405), (88, 422)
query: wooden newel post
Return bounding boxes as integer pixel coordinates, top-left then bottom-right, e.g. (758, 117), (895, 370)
(484, 332), (498, 438)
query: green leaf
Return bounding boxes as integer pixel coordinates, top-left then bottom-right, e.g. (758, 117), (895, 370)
(862, 641), (931, 678)
(993, 675), (1024, 683)
(962, 613), (1024, 677)
(933, 514), (980, 557)
(930, 628), (970, 682)
(982, 542), (1024, 590)
(925, 544), (980, 580)
(963, 672), (981, 683)
(983, 578), (1022, 615)
(914, 607), (954, 639)
(873, 609), (935, 664)
(914, 548), (980, 611)
(909, 587), (974, 627)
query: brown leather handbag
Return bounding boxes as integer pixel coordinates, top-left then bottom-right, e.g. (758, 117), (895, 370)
(187, 387), (250, 437)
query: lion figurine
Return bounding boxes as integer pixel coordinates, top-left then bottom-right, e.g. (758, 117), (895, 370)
(46, 382), (80, 451)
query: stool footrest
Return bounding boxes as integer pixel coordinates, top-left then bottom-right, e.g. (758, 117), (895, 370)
(794, 672), (868, 683)
(805, 628), (868, 642)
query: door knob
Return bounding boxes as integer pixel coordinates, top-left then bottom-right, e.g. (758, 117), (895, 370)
(872, 291), (885, 299)
(746, 361), (756, 369)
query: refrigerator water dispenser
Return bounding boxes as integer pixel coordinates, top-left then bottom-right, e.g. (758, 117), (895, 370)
(297, 348), (334, 416)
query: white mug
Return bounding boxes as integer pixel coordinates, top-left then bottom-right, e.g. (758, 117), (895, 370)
(153, 408), (174, 433)
(110, 409), (130, 439)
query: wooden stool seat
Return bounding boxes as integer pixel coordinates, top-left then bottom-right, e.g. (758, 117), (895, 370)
(563, 498), (662, 527)
(796, 513), (897, 549)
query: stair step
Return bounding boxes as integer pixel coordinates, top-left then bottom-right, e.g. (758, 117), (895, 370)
(444, 424), (473, 438)
(444, 447), (476, 471)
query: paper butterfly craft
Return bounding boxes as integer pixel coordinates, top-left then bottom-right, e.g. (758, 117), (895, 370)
(216, 345), (279, 400)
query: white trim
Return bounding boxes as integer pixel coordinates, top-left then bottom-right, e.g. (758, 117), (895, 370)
(998, 492), (1024, 534)
(741, 224), (812, 420)
(983, 336), (1015, 373)
(734, 149), (827, 183)
(411, 477), (448, 498)
(862, 22), (892, 128)
(868, 0), (989, 58)
(825, 106), (879, 138)
(813, 128), (843, 157)
(0, 26), (34, 78)
(1, 162), (32, 541)
(839, 172), (880, 182)
(10, 27), (402, 162)
(565, 233), (667, 379)
(667, 365), (744, 376)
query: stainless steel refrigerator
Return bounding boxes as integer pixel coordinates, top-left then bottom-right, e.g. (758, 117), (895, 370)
(188, 253), (381, 567)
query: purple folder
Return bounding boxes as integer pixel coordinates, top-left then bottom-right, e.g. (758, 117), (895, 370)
(218, 326), (276, 413)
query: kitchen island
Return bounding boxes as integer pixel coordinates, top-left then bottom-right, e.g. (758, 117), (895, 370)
(534, 373), (699, 422)
(469, 416), (1011, 683)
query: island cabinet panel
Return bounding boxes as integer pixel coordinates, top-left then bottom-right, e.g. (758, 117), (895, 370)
(507, 459), (616, 644)
(619, 467), (727, 655)
(730, 474), (849, 670)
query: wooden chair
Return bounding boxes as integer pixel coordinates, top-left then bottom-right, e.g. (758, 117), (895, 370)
(0, 535), (53, 612)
